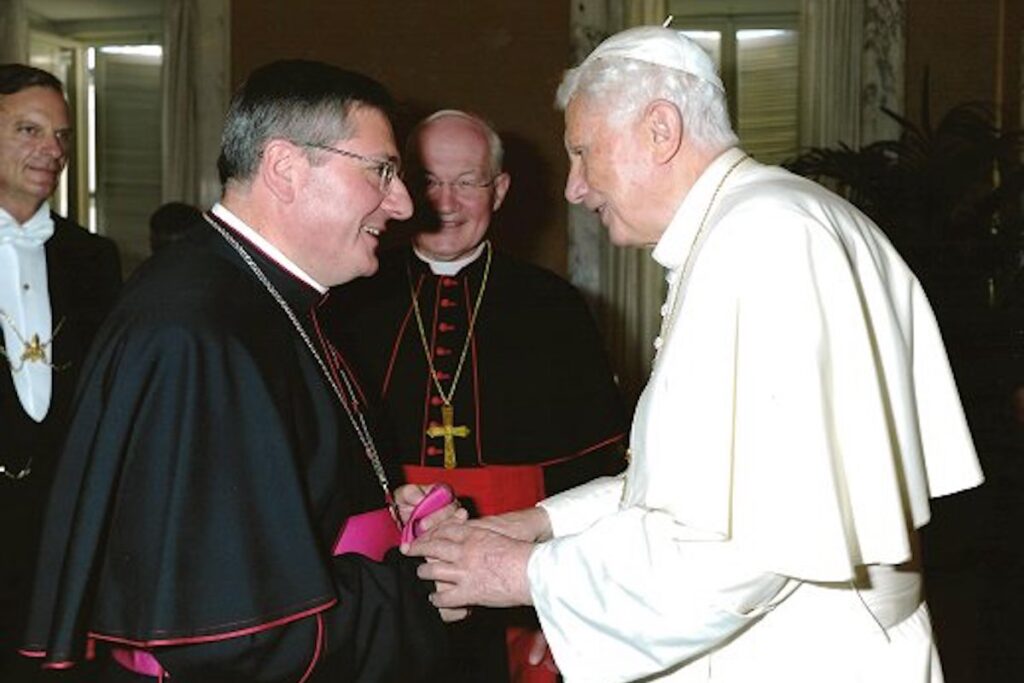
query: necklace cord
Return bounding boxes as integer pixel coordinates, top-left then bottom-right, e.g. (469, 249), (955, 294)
(408, 241), (492, 405)
(657, 154), (748, 355)
(203, 215), (396, 513)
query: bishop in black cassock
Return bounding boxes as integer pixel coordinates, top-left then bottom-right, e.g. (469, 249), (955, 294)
(21, 60), (448, 683)
(22, 211), (446, 682)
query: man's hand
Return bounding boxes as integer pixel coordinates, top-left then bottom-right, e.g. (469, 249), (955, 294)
(394, 484), (471, 623)
(406, 523), (535, 609)
(466, 506), (553, 543)
(394, 484), (467, 548)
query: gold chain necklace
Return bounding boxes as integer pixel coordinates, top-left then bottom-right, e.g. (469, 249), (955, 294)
(656, 153), (748, 356)
(0, 309), (69, 481)
(407, 241), (492, 468)
(622, 153), (748, 502)
(0, 308), (67, 372)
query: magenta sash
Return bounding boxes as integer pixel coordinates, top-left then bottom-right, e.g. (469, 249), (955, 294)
(112, 647), (166, 678)
(332, 507), (401, 560)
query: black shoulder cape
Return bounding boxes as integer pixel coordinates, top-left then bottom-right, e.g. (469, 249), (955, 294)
(23, 220), (444, 681)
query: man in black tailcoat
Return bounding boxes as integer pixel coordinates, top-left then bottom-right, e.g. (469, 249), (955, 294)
(0, 63), (121, 681)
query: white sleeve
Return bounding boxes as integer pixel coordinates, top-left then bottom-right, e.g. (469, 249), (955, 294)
(538, 475), (624, 538)
(527, 505), (790, 682)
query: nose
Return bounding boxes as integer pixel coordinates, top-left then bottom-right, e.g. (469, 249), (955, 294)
(384, 175), (414, 220)
(433, 182), (458, 213)
(40, 133), (67, 162)
(564, 159), (587, 205)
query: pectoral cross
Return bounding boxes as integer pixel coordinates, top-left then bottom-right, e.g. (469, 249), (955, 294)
(426, 404), (470, 469)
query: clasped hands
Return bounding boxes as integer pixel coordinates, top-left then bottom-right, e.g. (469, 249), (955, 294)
(394, 484), (552, 622)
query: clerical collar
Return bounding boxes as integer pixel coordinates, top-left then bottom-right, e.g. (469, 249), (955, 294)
(412, 241), (488, 276)
(210, 203), (326, 294)
(652, 147), (748, 271)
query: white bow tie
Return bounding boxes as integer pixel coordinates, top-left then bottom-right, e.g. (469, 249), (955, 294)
(0, 206), (55, 248)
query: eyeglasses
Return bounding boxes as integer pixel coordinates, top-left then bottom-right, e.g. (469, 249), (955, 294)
(420, 175), (497, 199)
(300, 142), (399, 193)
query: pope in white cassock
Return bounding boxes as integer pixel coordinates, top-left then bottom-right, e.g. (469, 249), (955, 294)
(407, 26), (985, 682)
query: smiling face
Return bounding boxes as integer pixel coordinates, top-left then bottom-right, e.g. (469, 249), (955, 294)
(296, 105), (413, 286)
(563, 96), (664, 247)
(0, 86), (71, 223)
(408, 115), (510, 261)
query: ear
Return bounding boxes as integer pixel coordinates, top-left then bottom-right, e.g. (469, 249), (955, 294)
(491, 171), (511, 212)
(644, 100), (683, 164)
(259, 139), (303, 204)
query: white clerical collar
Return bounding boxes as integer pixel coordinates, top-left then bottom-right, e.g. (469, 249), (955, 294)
(210, 203), (327, 294)
(413, 241), (488, 275)
(652, 147), (748, 271)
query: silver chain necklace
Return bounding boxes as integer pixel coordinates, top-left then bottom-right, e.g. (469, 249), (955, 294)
(204, 215), (395, 512)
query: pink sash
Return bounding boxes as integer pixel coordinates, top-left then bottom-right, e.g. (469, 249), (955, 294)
(112, 647), (167, 679)
(332, 507), (401, 560)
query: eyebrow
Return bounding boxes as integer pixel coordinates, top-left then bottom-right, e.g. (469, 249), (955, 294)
(425, 170), (487, 178)
(11, 114), (72, 131)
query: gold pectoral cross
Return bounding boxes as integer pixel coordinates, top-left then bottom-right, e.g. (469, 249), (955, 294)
(426, 404), (470, 469)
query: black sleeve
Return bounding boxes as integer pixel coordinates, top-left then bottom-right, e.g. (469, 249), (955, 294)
(148, 550), (446, 683)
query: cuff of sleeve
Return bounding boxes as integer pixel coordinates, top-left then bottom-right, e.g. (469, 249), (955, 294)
(538, 475), (624, 538)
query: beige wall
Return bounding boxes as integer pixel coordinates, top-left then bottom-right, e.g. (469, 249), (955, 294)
(231, 1), (1024, 273)
(231, 0), (572, 275)
(906, 0), (1022, 130)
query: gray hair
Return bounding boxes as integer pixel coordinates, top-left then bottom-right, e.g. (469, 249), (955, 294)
(408, 109), (504, 176)
(556, 57), (738, 155)
(217, 60), (395, 186)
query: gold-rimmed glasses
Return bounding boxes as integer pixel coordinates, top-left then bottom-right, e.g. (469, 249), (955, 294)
(420, 174), (497, 199)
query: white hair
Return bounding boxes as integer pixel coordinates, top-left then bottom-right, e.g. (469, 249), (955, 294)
(556, 49), (738, 155)
(409, 109), (504, 176)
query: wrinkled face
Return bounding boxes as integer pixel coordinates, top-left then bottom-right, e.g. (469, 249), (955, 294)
(563, 96), (658, 246)
(408, 115), (509, 261)
(0, 86), (71, 223)
(297, 105), (413, 285)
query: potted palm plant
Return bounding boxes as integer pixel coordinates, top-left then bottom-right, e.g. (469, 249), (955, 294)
(785, 79), (1023, 340)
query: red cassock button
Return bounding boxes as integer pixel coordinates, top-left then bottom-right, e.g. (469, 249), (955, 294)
(441, 277), (458, 287)
(435, 371), (451, 380)
(440, 298), (456, 308)
(438, 322), (456, 332)
(427, 446), (443, 456)
(435, 347), (452, 357)
(430, 396), (443, 406)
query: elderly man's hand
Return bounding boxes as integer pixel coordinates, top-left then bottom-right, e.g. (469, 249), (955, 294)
(465, 506), (553, 543)
(406, 523), (535, 609)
